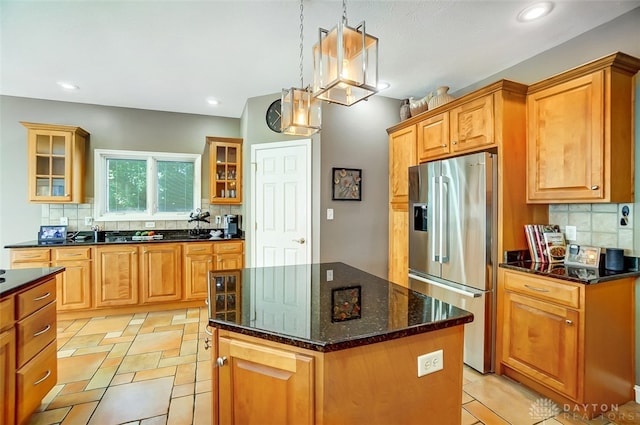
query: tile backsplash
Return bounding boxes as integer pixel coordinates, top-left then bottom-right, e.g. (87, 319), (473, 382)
(548, 203), (634, 253)
(41, 198), (242, 232)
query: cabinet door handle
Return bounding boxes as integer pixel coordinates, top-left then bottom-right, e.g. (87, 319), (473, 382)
(591, 185), (599, 190)
(33, 370), (52, 386)
(216, 356), (227, 368)
(33, 292), (51, 301)
(523, 284), (550, 293)
(452, 141), (458, 145)
(440, 144), (447, 148)
(34, 324), (51, 337)
(566, 319), (573, 325)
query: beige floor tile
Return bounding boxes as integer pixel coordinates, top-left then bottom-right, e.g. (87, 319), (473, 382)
(173, 383), (195, 398)
(101, 356), (123, 368)
(100, 335), (136, 345)
(85, 365), (118, 390)
(461, 407), (481, 425)
(38, 384), (65, 412)
(88, 376), (174, 425)
(107, 341), (133, 358)
(179, 339), (198, 356)
(154, 324), (188, 333)
(77, 315), (132, 335)
(133, 365), (177, 382)
(162, 348), (182, 359)
(59, 334), (104, 350)
(141, 416), (168, 425)
(128, 329), (183, 355)
(464, 374), (545, 425)
(47, 388), (106, 410)
(123, 324), (143, 336)
(182, 332), (198, 341)
(26, 406), (71, 425)
(57, 381), (88, 396)
(464, 400), (511, 425)
(111, 372), (135, 386)
(118, 351), (162, 373)
(462, 390), (474, 404)
(57, 349), (76, 358)
(158, 354), (197, 368)
(174, 363), (196, 386)
(605, 401), (640, 425)
(193, 392), (212, 425)
(196, 360), (211, 382)
(167, 395), (194, 425)
(60, 401), (99, 425)
(73, 344), (113, 356)
(63, 319), (90, 334)
(554, 411), (610, 424)
(57, 352), (108, 384)
(195, 379), (212, 394)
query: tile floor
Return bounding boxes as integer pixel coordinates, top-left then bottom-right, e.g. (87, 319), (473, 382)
(25, 307), (640, 425)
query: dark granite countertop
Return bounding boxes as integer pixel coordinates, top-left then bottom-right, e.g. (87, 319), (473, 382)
(500, 250), (640, 284)
(4, 229), (244, 249)
(0, 267), (65, 296)
(208, 262), (474, 353)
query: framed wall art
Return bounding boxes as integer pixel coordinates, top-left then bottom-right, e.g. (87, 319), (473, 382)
(331, 286), (362, 322)
(332, 168), (361, 201)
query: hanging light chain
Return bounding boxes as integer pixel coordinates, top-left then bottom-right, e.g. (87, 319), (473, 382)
(299, 0), (304, 88)
(342, 0), (348, 24)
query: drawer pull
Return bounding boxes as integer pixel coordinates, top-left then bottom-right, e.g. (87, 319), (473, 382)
(33, 292), (52, 301)
(62, 253), (82, 257)
(524, 284), (550, 293)
(566, 319), (573, 325)
(24, 254), (42, 259)
(591, 185), (599, 190)
(192, 248), (206, 252)
(34, 324), (52, 337)
(33, 370), (52, 386)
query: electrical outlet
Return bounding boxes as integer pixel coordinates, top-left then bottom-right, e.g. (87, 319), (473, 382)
(326, 269), (333, 281)
(215, 215), (222, 225)
(417, 350), (443, 377)
(145, 221), (155, 228)
(84, 217), (93, 226)
(565, 225), (577, 241)
(327, 208), (334, 220)
(60, 217), (68, 225)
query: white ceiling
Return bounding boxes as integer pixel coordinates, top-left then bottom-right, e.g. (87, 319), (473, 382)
(1, 1), (639, 118)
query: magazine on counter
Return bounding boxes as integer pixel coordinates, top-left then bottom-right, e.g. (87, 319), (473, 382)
(542, 232), (567, 263)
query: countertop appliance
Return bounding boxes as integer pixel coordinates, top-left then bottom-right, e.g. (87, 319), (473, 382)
(408, 151), (497, 373)
(223, 214), (241, 238)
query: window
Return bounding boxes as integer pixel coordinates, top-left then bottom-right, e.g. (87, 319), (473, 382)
(94, 149), (201, 221)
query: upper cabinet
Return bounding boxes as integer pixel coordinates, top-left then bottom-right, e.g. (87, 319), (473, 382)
(21, 122), (88, 204)
(207, 137), (243, 204)
(526, 52), (640, 203)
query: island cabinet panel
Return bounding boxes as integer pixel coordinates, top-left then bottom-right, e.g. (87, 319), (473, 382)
(95, 245), (139, 307)
(0, 298), (16, 425)
(526, 52), (640, 203)
(497, 268), (635, 418)
(53, 247), (93, 311)
(217, 336), (314, 425)
(17, 341), (57, 425)
(140, 243), (183, 303)
(388, 202), (409, 286)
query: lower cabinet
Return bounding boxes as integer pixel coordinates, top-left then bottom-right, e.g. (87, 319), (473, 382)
(53, 247), (93, 311)
(140, 243), (182, 303)
(213, 240), (244, 270)
(0, 297), (16, 425)
(184, 243), (214, 300)
(95, 245), (139, 307)
(497, 268), (635, 417)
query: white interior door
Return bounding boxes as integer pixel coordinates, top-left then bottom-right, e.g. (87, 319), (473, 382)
(251, 139), (311, 267)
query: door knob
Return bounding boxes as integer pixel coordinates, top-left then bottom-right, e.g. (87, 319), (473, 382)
(292, 238), (306, 244)
(216, 356), (227, 367)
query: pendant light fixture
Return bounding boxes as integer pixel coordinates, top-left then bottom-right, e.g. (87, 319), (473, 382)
(281, 0), (321, 136)
(312, 0), (379, 106)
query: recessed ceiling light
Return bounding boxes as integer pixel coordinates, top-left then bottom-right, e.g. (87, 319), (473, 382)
(517, 2), (554, 22)
(206, 98), (220, 106)
(57, 81), (79, 90)
(377, 81), (390, 91)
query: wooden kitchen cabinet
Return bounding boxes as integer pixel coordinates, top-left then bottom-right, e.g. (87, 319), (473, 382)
(10, 248), (51, 269)
(95, 245), (139, 307)
(213, 240), (244, 271)
(497, 268), (635, 417)
(417, 94), (494, 162)
(184, 243), (214, 300)
(0, 298), (16, 425)
(140, 243), (183, 303)
(210, 271), (240, 321)
(21, 122), (88, 204)
(526, 52), (640, 203)
(53, 247), (93, 311)
(207, 137), (243, 205)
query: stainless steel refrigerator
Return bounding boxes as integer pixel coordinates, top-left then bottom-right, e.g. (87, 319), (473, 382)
(408, 151), (497, 373)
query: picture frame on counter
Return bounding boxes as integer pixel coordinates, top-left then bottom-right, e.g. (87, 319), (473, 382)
(332, 168), (362, 201)
(564, 244), (601, 268)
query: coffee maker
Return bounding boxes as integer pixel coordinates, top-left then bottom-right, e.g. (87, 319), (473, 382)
(223, 215), (241, 238)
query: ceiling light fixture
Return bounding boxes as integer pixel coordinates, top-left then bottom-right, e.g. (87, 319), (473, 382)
(281, 0), (321, 136)
(57, 81), (79, 90)
(312, 0), (379, 106)
(517, 2), (554, 22)
(206, 98), (220, 105)
(377, 81), (390, 91)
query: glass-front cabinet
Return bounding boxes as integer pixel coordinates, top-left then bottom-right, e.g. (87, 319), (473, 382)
(22, 122), (89, 203)
(208, 270), (240, 321)
(207, 136), (242, 204)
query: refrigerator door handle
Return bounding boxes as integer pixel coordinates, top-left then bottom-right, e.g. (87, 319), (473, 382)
(409, 273), (483, 298)
(431, 175), (439, 262)
(440, 175), (449, 263)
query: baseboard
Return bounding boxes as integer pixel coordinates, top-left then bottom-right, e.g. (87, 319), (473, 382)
(635, 385), (640, 403)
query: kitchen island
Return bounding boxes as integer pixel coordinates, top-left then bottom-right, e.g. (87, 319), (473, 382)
(208, 262), (473, 425)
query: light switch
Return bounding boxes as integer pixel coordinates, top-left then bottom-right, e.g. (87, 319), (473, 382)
(327, 208), (334, 220)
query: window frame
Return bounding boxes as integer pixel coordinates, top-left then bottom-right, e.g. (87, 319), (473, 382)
(94, 149), (201, 222)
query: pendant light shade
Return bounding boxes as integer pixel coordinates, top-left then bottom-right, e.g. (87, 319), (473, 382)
(282, 0), (321, 136)
(312, 19), (379, 106)
(281, 86), (321, 136)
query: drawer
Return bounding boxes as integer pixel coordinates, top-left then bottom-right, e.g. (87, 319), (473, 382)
(11, 249), (50, 264)
(185, 243), (213, 255)
(503, 270), (581, 309)
(17, 278), (56, 319)
(0, 296), (15, 331)
(214, 241), (244, 254)
(17, 301), (56, 367)
(17, 341), (57, 425)
(54, 246), (92, 261)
